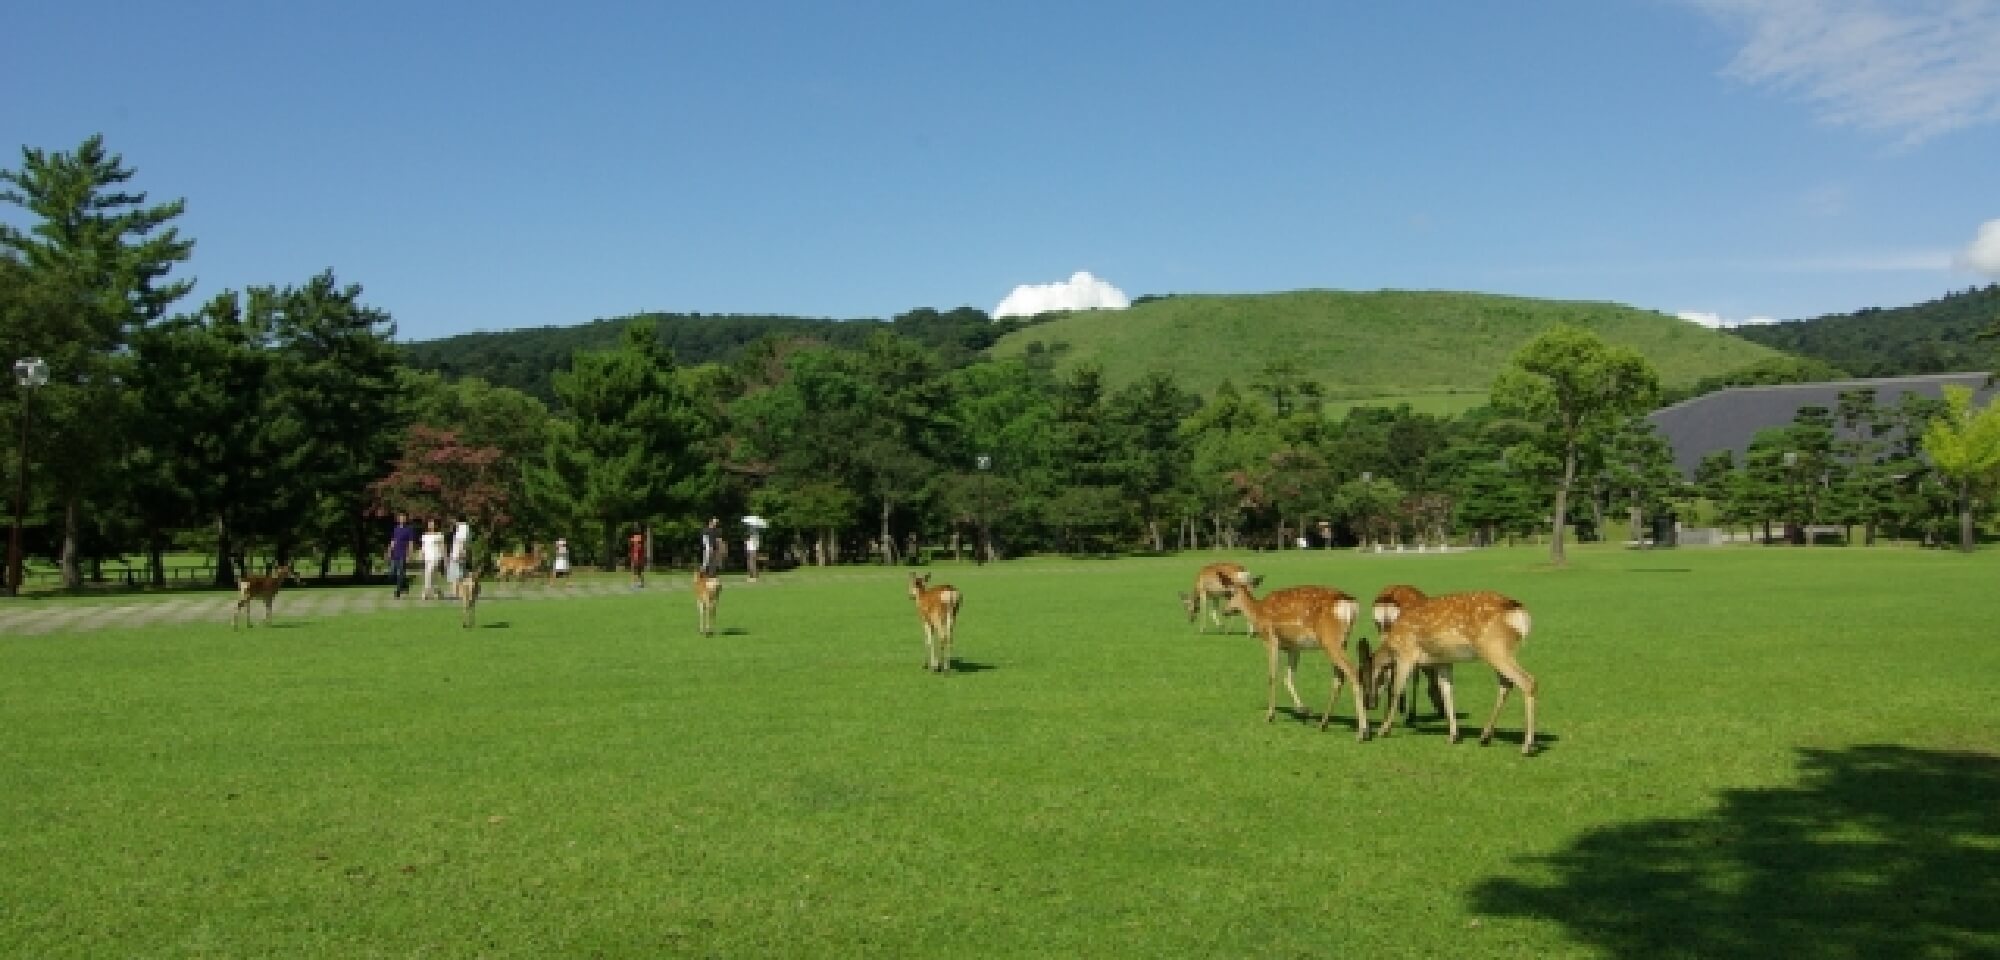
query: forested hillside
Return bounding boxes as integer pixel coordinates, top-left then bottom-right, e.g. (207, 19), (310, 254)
(1732, 283), (2000, 377)
(404, 307), (1044, 400)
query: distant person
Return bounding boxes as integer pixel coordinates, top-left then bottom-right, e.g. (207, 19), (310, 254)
(448, 516), (471, 582)
(420, 519), (446, 599)
(628, 529), (647, 589)
(550, 538), (571, 586)
(744, 525), (761, 582)
(385, 512), (416, 599)
(700, 517), (722, 578)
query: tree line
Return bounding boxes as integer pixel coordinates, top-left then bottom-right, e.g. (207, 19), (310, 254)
(6, 137), (1998, 593)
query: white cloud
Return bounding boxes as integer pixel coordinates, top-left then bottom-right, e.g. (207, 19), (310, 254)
(1678, 310), (1782, 328)
(992, 271), (1130, 319)
(1694, 0), (2000, 145)
(1956, 218), (2000, 276)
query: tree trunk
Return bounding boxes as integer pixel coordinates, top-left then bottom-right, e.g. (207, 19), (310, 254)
(1550, 445), (1577, 565)
(60, 497), (81, 589)
(879, 499), (895, 566)
(1959, 482), (1976, 553)
(214, 516), (236, 588)
(148, 538), (166, 588)
(1628, 501), (1643, 547)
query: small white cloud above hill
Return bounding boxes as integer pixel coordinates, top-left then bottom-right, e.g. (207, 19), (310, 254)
(1678, 310), (1781, 328)
(1957, 218), (2000, 277)
(993, 271), (1130, 319)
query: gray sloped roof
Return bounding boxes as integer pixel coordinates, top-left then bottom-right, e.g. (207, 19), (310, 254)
(1646, 372), (1997, 477)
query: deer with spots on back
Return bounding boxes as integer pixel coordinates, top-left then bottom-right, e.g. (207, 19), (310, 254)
(233, 564), (301, 630)
(1369, 584), (1447, 723)
(1222, 581), (1369, 739)
(1180, 562), (1261, 635)
(1358, 590), (1539, 756)
(909, 573), (962, 673)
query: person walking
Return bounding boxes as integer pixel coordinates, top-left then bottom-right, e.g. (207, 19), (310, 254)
(628, 529), (647, 589)
(448, 516), (471, 582)
(550, 538), (571, 586)
(744, 525), (761, 582)
(420, 519), (446, 600)
(700, 517), (723, 578)
(385, 512), (416, 599)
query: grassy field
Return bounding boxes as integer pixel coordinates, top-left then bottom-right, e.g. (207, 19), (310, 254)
(2, 546), (1996, 958)
(986, 289), (1785, 402)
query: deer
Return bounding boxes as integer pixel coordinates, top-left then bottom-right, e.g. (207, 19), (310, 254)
(1179, 562), (1262, 634)
(494, 545), (540, 583)
(233, 564), (300, 630)
(909, 573), (963, 673)
(694, 570), (722, 637)
(1370, 584), (1447, 723)
(1222, 581), (1370, 739)
(1358, 590), (1539, 756)
(454, 569), (482, 628)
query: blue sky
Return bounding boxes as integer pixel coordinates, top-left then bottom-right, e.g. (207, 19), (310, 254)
(7, 0), (1999, 341)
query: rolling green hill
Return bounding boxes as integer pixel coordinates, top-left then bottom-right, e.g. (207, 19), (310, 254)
(988, 289), (1789, 412)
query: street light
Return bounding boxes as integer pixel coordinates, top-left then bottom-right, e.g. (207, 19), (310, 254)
(8, 357), (50, 597)
(975, 455), (992, 565)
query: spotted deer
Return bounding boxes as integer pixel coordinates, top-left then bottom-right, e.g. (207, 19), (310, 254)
(1358, 590), (1539, 755)
(1179, 562), (1261, 634)
(1222, 581), (1369, 739)
(909, 573), (963, 673)
(1369, 584), (1446, 722)
(455, 569), (482, 628)
(233, 564), (300, 630)
(694, 571), (722, 637)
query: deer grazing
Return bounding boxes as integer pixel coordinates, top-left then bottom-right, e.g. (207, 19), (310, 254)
(1222, 581), (1369, 739)
(1369, 584), (1446, 722)
(694, 570), (722, 637)
(909, 573), (963, 673)
(1358, 590), (1538, 755)
(454, 569), (482, 628)
(1179, 562), (1261, 634)
(233, 564), (300, 630)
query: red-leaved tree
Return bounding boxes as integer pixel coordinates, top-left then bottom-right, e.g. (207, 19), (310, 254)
(370, 426), (511, 552)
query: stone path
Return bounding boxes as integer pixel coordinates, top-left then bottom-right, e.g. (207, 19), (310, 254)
(0, 577), (701, 636)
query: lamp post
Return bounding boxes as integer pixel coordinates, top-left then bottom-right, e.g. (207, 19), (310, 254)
(975, 455), (992, 565)
(8, 357), (50, 597)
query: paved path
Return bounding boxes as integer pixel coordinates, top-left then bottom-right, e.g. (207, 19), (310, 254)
(0, 578), (703, 636)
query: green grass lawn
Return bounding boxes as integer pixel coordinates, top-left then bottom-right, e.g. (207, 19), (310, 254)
(2, 546), (1996, 958)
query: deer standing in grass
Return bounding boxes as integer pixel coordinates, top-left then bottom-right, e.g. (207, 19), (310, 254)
(1179, 562), (1261, 634)
(1222, 581), (1369, 739)
(1358, 590), (1539, 756)
(455, 569), (482, 628)
(233, 565), (300, 630)
(909, 573), (962, 673)
(694, 571), (722, 637)
(1369, 584), (1446, 723)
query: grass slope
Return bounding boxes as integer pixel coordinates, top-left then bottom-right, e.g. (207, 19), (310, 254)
(2, 549), (1995, 957)
(989, 290), (1787, 408)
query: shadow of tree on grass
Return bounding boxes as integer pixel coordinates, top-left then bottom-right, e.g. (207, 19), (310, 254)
(1471, 745), (2000, 959)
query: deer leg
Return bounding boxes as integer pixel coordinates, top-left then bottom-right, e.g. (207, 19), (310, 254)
(1264, 637), (1281, 722)
(1434, 665), (1460, 743)
(1424, 668), (1448, 723)
(1376, 659), (1414, 739)
(1481, 659), (1538, 754)
(1282, 648), (1305, 713)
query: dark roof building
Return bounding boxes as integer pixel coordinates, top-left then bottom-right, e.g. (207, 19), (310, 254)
(1646, 372), (1996, 477)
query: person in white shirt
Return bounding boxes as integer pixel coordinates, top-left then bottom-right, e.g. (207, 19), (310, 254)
(550, 538), (572, 586)
(419, 519), (447, 600)
(447, 518), (471, 582)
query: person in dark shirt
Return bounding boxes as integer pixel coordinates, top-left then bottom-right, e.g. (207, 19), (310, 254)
(385, 512), (416, 598)
(700, 517), (723, 577)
